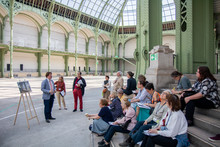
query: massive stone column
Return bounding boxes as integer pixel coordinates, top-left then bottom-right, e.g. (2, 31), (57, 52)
(146, 45), (176, 91)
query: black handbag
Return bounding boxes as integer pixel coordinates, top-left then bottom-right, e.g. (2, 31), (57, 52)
(120, 112), (136, 130)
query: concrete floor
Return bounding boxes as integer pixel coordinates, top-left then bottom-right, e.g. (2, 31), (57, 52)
(0, 75), (124, 147)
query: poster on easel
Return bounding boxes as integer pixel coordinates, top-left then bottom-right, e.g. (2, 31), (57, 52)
(17, 81), (32, 93)
(14, 80), (39, 129)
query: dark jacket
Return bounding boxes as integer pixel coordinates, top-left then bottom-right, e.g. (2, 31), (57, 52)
(72, 77), (86, 96)
(123, 77), (137, 95)
(109, 97), (123, 121)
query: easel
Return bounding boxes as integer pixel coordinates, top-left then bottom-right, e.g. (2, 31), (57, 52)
(14, 91), (40, 129)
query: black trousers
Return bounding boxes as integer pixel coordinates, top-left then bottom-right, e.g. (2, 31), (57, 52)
(142, 135), (177, 147)
(44, 94), (54, 120)
(181, 96), (215, 121)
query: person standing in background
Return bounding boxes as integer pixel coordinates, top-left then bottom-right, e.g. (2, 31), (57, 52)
(41, 72), (56, 123)
(103, 75), (111, 99)
(72, 71), (86, 112)
(112, 71), (124, 93)
(55, 76), (67, 110)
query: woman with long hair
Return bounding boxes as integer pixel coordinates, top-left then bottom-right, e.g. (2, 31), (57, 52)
(54, 76), (67, 110)
(181, 66), (220, 126)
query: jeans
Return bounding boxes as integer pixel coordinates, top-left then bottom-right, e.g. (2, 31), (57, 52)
(129, 120), (157, 143)
(104, 125), (130, 142)
(142, 135), (177, 147)
(181, 96), (215, 121)
(44, 94), (54, 119)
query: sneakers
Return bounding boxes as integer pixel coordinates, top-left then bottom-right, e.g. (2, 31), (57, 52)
(208, 134), (220, 141)
(73, 109), (77, 112)
(80, 109), (83, 112)
(98, 139), (105, 145)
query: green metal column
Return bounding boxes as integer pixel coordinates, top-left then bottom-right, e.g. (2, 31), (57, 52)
(47, 2), (54, 72)
(85, 58), (89, 74)
(74, 31), (78, 76)
(136, 0), (162, 78)
(9, 0), (14, 78)
(95, 34), (98, 76)
(85, 40), (89, 74)
(64, 56), (69, 76)
(175, 0), (214, 73)
(106, 42), (109, 72)
(122, 43), (125, 75)
(0, 49), (5, 77)
(102, 44), (105, 74)
(36, 53), (42, 77)
(65, 34), (69, 52)
(38, 27), (42, 48)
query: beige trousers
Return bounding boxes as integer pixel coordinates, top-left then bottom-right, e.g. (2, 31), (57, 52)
(56, 91), (66, 108)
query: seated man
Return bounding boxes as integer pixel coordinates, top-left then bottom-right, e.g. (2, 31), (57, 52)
(130, 81), (152, 116)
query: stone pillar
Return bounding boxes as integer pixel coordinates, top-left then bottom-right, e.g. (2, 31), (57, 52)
(145, 45), (175, 91)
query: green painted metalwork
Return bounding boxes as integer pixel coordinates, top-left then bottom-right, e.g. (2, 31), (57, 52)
(136, 0), (162, 78)
(35, 52), (43, 77)
(85, 58), (89, 74)
(64, 55), (69, 76)
(9, 0), (14, 78)
(175, 0), (215, 73)
(0, 49), (5, 77)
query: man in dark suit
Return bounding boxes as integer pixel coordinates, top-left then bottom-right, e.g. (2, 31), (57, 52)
(41, 72), (56, 123)
(72, 71), (86, 112)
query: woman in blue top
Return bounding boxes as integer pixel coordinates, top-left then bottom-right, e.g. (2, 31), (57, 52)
(87, 98), (114, 135)
(171, 71), (191, 95)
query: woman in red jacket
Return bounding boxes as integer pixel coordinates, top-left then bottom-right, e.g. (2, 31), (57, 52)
(55, 76), (67, 110)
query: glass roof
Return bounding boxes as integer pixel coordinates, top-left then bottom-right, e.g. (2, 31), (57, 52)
(162, 0), (176, 22)
(55, 0), (176, 26)
(55, 0), (126, 24)
(120, 0), (176, 26)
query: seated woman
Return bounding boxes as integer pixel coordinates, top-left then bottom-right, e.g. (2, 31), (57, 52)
(130, 80), (152, 116)
(108, 92), (123, 121)
(143, 83), (161, 114)
(98, 101), (137, 147)
(87, 99), (114, 135)
(171, 71), (191, 95)
(117, 89), (125, 102)
(119, 90), (169, 147)
(123, 71), (137, 100)
(141, 94), (189, 147)
(181, 66), (220, 126)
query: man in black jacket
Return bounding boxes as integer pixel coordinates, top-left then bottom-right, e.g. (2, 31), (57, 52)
(72, 71), (86, 112)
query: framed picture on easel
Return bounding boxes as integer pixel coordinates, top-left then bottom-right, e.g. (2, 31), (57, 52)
(15, 80), (39, 129)
(17, 81), (31, 93)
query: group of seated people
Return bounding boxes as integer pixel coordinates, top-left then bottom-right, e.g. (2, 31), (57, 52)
(86, 66), (220, 147)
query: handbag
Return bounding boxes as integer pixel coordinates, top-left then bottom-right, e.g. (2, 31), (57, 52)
(103, 88), (107, 93)
(120, 111), (136, 130)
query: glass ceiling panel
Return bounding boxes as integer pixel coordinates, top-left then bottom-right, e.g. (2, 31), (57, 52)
(55, 0), (83, 10)
(162, 0), (176, 22)
(120, 0), (176, 26)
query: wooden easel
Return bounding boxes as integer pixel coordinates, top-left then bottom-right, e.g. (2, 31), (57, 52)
(14, 92), (40, 129)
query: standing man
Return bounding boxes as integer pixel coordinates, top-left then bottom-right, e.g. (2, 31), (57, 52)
(112, 71), (124, 93)
(41, 72), (56, 123)
(72, 71), (86, 112)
